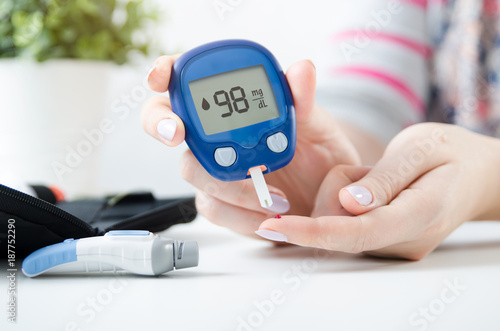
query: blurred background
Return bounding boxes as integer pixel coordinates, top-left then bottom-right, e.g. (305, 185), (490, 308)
(0, 0), (349, 199)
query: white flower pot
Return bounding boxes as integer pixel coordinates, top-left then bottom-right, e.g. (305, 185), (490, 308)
(0, 59), (112, 198)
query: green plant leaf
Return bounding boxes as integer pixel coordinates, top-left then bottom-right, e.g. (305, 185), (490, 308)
(0, 0), (163, 64)
(12, 11), (43, 47)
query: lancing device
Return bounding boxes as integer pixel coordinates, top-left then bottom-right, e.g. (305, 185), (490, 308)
(22, 231), (199, 277)
(169, 40), (296, 209)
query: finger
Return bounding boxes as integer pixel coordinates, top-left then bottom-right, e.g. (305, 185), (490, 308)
(147, 54), (181, 92)
(141, 95), (186, 146)
(196, 190), (271, 239)
(257, 173), (443, 255)
(285, 59), (316, 124)
(339, 128), (447, 215)
(181, 150), (290, 215)
(311, 165), (372, 218)
(256, 204), (417, 253)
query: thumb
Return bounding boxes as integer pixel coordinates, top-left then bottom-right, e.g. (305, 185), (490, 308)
(287, 60), (359, 165)
(311, 165), (372, 218)
(339, 130), (445, 215)
(285, 59), (316, 124)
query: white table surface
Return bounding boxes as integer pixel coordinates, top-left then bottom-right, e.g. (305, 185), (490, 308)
(2, 218), (499, 331)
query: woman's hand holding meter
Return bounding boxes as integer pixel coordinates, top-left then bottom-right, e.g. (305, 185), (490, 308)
(142, 56), (367, 238)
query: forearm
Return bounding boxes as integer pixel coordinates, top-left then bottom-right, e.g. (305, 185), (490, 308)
(476, 135), (500, 221)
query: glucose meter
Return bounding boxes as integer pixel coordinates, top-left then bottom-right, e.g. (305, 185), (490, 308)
(169, 40), (296, 185)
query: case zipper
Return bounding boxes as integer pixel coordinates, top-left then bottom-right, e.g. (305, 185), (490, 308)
(0, 184), (96, 235)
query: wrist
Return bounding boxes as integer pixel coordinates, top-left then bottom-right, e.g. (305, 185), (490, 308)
(474, 135), (500, 220)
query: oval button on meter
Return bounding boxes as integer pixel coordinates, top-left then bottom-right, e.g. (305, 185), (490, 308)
(214, 147), (237, 167)
(267, 132), (289, 153)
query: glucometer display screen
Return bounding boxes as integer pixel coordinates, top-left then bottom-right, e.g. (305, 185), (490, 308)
(189, 65), (280, 135)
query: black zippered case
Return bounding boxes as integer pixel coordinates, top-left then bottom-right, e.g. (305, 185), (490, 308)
(0, 184), (197, 258)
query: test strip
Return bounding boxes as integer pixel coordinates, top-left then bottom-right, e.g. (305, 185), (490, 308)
(249, 167), (274, 209)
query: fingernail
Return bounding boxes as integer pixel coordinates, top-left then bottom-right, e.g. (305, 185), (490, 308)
(255, 230), (288, 242)
(146, 63), (158, 80)
(307, 59), (316, 71)
(267, 194), (290, 214)
(157, 118), (177, 141)
(346, 186), (373, 206)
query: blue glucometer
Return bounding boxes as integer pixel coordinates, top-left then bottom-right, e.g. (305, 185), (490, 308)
(169, 40), (296, 181)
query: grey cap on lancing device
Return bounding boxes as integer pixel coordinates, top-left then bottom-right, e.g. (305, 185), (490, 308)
(174, 240), (199, 269)
(151, 237), (199, 275)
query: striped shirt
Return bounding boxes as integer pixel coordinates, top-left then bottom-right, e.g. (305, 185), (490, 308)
(317, 0), (500, 142)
